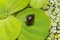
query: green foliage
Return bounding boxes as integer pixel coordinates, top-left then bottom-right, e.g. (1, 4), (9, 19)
(16, 8), (51, 40)
(0, 0), (29, 16)
(0, 0), (51, 40)
(30, 0), (49, 8)
(0, 16), (21, 40)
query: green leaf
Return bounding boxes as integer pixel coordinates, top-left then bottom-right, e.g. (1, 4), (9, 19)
(16, 8), (51, 40)
(0, 21), (10, 40)
(0, 0), (29, 15)
(0, 16), (22, 40)
(30, 0), (49, 8)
